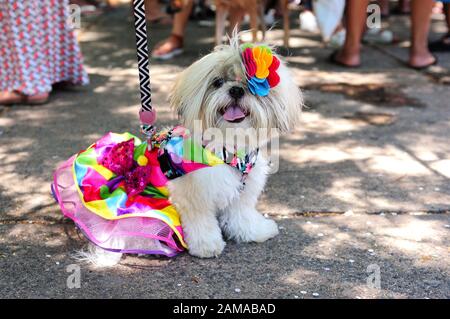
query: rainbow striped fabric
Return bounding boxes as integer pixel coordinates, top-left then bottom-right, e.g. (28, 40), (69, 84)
(56, 126), (227, 255)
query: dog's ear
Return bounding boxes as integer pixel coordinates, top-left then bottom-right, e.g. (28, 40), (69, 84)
(269, 55), (303, 133)
(170, 54), (216, 127)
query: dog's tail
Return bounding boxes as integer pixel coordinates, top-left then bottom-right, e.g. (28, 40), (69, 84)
(72, 243), (123, 268)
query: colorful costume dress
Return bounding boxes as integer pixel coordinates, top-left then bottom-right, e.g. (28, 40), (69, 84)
(52, 126), (258, 256)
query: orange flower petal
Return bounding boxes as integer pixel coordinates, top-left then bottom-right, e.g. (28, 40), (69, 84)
(253, 46), (273, 79)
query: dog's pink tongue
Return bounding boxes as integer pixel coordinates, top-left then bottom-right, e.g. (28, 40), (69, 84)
(223, 105), (246, 121)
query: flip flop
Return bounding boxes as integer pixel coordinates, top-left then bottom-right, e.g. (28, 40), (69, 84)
(152, 47), (184, 60)
(0, 91), (49, 106)
(407, 55), (438, 70)
(152, 34), (184, 60)
(328, 50), (361, 68)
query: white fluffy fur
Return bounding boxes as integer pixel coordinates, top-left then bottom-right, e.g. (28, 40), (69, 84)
(82, 35), (302, 265)
(74, 244), (123, 267)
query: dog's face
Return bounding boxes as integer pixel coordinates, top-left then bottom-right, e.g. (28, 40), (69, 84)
(170, 39), (302, 141)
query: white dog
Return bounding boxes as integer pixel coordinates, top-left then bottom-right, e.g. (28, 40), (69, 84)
(82, 36), (302, 266)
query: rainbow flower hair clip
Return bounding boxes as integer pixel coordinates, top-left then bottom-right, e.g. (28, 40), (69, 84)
(240, 44), (281, 97)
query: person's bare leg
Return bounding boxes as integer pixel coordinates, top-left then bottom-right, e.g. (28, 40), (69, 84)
(145, 0), (171, 22)
(152, 0), (193, 56)
(334, 0), (369, 67)
(172, 0), (193, 37)
(409, 0), (435, 68)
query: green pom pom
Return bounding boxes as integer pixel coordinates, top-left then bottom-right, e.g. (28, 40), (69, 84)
(240, 43), (254, 51)
(259, 45), (272, 54)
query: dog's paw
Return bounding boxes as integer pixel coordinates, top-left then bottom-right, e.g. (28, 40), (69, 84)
(187, 233), (226, 258)
(224, 213), (279, 243)
(250, 217), (279, 243)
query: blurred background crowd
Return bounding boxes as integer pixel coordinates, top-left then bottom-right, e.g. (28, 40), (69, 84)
(1, 0), (450, 105)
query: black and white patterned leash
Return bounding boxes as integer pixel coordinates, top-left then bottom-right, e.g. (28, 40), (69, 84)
(132, 0), (156, 139)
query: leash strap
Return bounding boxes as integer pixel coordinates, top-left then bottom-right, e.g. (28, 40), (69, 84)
(132, 0), (156, 137)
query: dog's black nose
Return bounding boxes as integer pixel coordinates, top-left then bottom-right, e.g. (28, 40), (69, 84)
(229, 86), (245, 99)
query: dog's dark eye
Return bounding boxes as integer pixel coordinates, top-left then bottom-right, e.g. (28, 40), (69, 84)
(212, 78), (225, 88)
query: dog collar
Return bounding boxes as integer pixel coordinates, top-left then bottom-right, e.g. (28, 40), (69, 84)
(154, 127), (259, 180)
(217, 146), (259, 183)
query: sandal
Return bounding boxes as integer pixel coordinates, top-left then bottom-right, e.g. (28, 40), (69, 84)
(407, 55), (438, 70)
(0, 91), (49, 106)
(26, 93), (50, 105)
(151, 34), (184, 60)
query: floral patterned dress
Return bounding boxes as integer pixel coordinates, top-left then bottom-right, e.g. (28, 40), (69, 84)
(0, 0), (89, 95)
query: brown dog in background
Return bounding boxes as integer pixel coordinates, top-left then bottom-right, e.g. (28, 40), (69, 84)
(215, 0), (290, 47)
(215, 0), (266, 45)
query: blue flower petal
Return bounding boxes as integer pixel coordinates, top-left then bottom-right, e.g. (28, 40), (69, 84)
(248, 77), (270, 97)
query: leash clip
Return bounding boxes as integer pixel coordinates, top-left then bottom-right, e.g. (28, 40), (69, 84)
(139, 109), (157, 150)
(140, 124), (156, 150)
